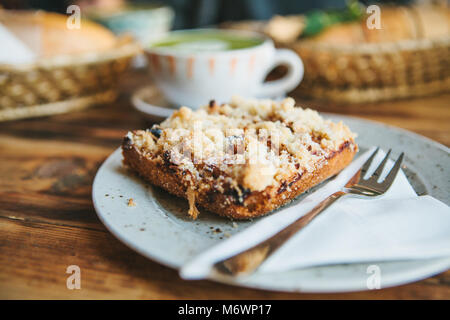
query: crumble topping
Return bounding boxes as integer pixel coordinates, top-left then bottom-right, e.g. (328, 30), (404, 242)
(127, 198), (136, 207)
(186, 187), (199, 219)
(126, 96), (356, 209)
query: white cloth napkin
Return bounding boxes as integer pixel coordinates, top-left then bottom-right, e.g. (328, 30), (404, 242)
(180, 148), (450, 279)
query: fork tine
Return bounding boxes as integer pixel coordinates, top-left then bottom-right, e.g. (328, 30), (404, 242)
(370, 149), (391, 180)
(361, 147), (379, 177)
(382, 152), (404, 188)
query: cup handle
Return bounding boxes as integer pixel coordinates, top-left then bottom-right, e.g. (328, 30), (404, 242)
(255, 49), (304, 98)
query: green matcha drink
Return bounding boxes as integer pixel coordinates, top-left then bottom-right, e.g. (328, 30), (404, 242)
(150, 30), (264, 52)
(145, 28), (303, 108)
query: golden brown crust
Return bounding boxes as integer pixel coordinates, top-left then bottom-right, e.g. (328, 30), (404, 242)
(302, 5), (450, 44)
(122, 137), (357, 220)
(362, 6), (417, 43)
(410, 5), (450, 40)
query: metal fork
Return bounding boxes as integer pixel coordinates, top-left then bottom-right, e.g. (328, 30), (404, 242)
(213, 147), (404, 276)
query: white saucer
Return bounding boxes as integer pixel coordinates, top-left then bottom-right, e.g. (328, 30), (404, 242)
(131, 86), (176, 120)
(131, 85), (288, 120)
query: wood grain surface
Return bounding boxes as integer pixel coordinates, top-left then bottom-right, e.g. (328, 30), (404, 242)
(0, 69), (449, 299)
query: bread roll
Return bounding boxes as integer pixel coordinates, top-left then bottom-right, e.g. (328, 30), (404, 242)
(307, 5), (450, 44)
(309, 23), (365, 44)
(0, 10), (117, 58)
(362, 6), (417, 43)
(410, 5), (449, 39)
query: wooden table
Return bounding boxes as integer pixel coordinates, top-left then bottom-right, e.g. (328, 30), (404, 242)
(0, 69), (449, 299)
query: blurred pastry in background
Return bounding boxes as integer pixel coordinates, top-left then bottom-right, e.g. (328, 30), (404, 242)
(265, 2), (450, 44)
(265, 15), (305, 44)
(265, 0), (363, 44)
(0, 9), (117, 62)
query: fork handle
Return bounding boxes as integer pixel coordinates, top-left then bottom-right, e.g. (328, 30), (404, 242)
(214, 191), (346, 276)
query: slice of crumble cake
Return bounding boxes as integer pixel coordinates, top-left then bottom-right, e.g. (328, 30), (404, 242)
(122, 96), (357, 219)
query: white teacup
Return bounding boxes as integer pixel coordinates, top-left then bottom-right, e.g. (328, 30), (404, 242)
(145, 29), (303, 108)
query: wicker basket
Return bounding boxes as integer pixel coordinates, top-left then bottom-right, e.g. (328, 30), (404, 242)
(0, 39), (141, 121)
(0, 10), (142, 122)
(289, 37), (450, 103)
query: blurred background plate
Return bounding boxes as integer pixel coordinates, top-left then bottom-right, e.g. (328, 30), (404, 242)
(132, 85), (176, 119)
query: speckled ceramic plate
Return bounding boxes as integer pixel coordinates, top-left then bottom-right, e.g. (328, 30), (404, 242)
(92, 115), (450, 293)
